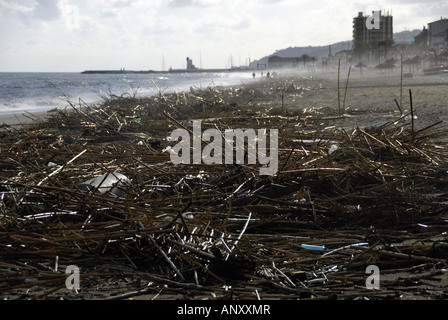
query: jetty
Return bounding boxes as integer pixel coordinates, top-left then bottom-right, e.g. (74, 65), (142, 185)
(81, 67), (251, 75)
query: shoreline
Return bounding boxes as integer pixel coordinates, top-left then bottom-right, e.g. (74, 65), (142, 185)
(0, 71), (261, 127)
(0, 110), (54, 127)
(80, 68), (252, 74)
(2, 70), (448, 131)
(0, 109), (59, 129)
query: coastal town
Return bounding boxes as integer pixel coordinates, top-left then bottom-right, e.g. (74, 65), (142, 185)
(82, 11), (448, 77)
(263, 12), (448, 76)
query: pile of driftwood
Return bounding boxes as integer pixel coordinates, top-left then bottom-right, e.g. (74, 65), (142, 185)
(1, 77), (448, 300)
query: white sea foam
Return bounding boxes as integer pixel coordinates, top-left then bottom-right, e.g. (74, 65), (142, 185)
(0, 71), (256, 115)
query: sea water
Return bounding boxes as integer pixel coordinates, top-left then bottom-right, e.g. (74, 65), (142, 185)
(0, 71), (255, 115)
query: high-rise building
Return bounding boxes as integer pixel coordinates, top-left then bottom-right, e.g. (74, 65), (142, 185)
(353, 11), (393, 61)
(353, 11), (393, 44)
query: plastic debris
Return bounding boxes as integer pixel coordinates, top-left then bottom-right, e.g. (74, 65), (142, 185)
(300, 244), (326, 251)
(78, 172), (131, 197)
(328, 144), (339, 155)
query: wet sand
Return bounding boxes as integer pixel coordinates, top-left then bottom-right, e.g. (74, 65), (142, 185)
(0, 110), (55, 127)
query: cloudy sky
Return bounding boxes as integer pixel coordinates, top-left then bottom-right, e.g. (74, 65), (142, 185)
(0, 0), (447, 72)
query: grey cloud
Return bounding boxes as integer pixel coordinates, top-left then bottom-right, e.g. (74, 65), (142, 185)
(193, 13), (253, 36)
(388, 0), (446, 3)
(166, 0), (224, 7)
(143, 22), (175, 35)
(0, 0), (34, 14)
(165, 0), (284, 8)
(230, 15), (253, 30)
(166, 0), (194, 6)
(100, 9), (117, 19)
(259, 0), (283, 3)
(32, 0), (62, 21)
(0, 0), (34, 23)
(99, 0), (134, 8)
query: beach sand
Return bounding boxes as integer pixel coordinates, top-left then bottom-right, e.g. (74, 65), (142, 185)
(0, 110), (56, 128)
(276, 70), (448, 135)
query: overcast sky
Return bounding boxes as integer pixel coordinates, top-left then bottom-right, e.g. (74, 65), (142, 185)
(0, 0), (447, 72)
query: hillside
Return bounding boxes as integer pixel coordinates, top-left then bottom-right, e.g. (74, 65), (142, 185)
(250, 29), (421, 67)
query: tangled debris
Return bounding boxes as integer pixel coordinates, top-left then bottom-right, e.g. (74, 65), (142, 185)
(1, 76), (448, 300)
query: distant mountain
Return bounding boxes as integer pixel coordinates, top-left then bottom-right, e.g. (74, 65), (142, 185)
(250, 29), (422, 68)
(393, 29), (421, 44)
(250, 41), (352, 68)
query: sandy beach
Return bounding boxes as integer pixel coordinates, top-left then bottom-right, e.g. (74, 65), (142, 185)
(0, 110), (53, 127)
(267, 69), (448, 136)
(1, 69), (448, 301)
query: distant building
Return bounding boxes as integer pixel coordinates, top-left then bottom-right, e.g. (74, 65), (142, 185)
(353, 11), (393, 45)
(267, 55), (317, 69)
(427, 18), (448, 49)
(413, 26), (429, 47)
(186, 57), (197, 70)
(334, 50), (352, 65)
(353, 11), (393, 63)
(267, 56), (299, 69)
